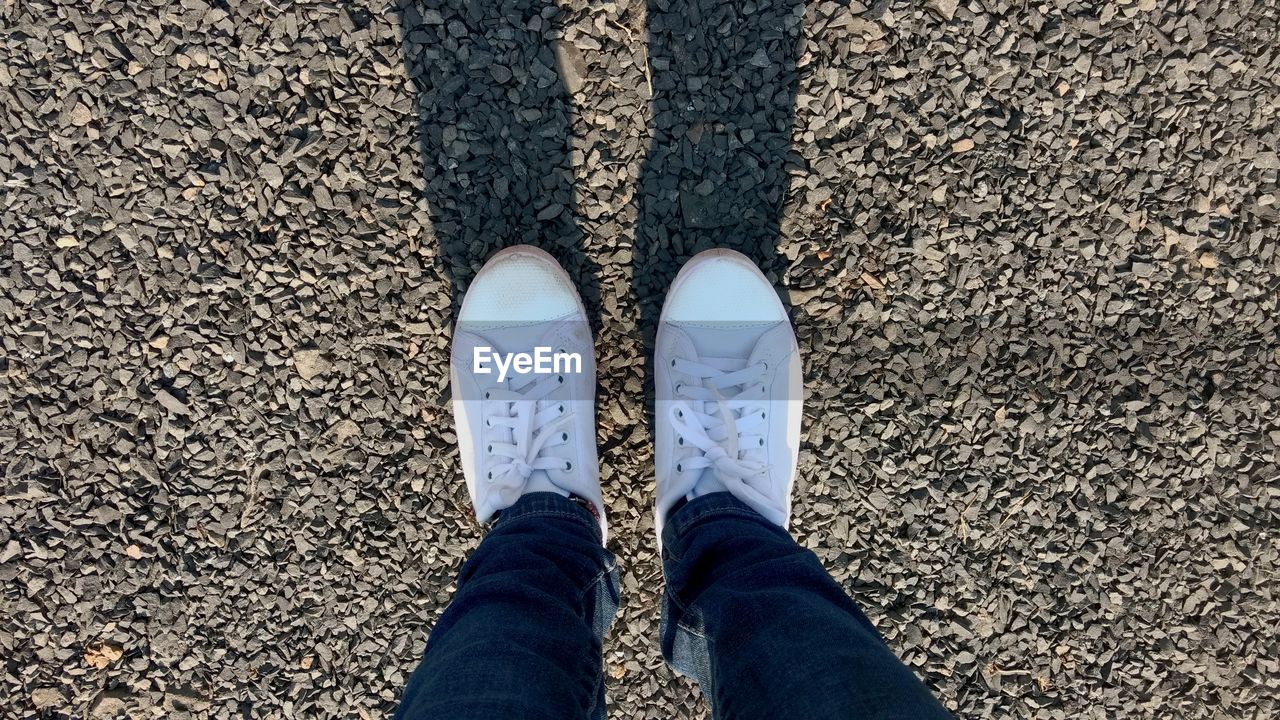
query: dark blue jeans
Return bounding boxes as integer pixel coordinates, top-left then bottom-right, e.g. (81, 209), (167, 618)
(396, 492), (950, 719)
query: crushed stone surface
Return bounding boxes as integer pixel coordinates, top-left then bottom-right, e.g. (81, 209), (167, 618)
(2, 0), (1277, 717)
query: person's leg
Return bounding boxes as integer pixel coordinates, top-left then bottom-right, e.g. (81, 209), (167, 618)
(397, 493), (618, 720)
(660, 493), (950, 719)
(398, 246), (615, 719)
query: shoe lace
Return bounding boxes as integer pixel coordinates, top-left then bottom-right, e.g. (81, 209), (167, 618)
(668, 356), (775, 508)
(484, 371), (573, 493)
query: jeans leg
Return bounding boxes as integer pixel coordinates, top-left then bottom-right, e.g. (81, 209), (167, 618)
(660, 493), (950, 720)
(397, 493), (619, 720)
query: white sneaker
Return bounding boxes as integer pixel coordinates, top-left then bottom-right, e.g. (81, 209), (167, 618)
(654, 249), (803, 540)
(450, 246), (606, 538)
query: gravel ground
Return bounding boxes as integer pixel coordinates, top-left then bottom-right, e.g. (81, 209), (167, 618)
(3, 0), (1278, 717)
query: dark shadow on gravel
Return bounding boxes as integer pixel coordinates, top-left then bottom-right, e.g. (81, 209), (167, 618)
(634, 0), (804, 333)
(395, 0), (600, 323)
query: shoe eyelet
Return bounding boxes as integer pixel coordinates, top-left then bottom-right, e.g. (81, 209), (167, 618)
(557, 375), (564, 383)
(677, 436), (684, 446)
(564, 461), (573, 471)
(761, 361), (768, 371)
(758, 438), (765, 447)
(558, 404), (565, 414)
(676, 463), (683, 472)
(670, 359), (677, 367)
(484, 391), (490, 399)
(761, 412), (767, 420)
(561, 432), (569, 441)
(487, 471), (493, 479)
(676, 409), (683, 419)
(485, 418), (492, 427)
(487, 444), (492, 452)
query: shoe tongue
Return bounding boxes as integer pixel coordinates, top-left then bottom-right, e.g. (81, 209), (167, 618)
(523, 470), (567, 497)
(689, 469), (729, 499)
(675, 322), (776, 358)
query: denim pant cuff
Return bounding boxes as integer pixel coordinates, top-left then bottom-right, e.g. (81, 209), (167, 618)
(662, 491), (769, 557)
(493, 491), (603, 544)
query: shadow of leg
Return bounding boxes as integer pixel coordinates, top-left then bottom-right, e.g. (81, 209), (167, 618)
(396, 0), (599, 321)
(635, 0), (804, 331)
